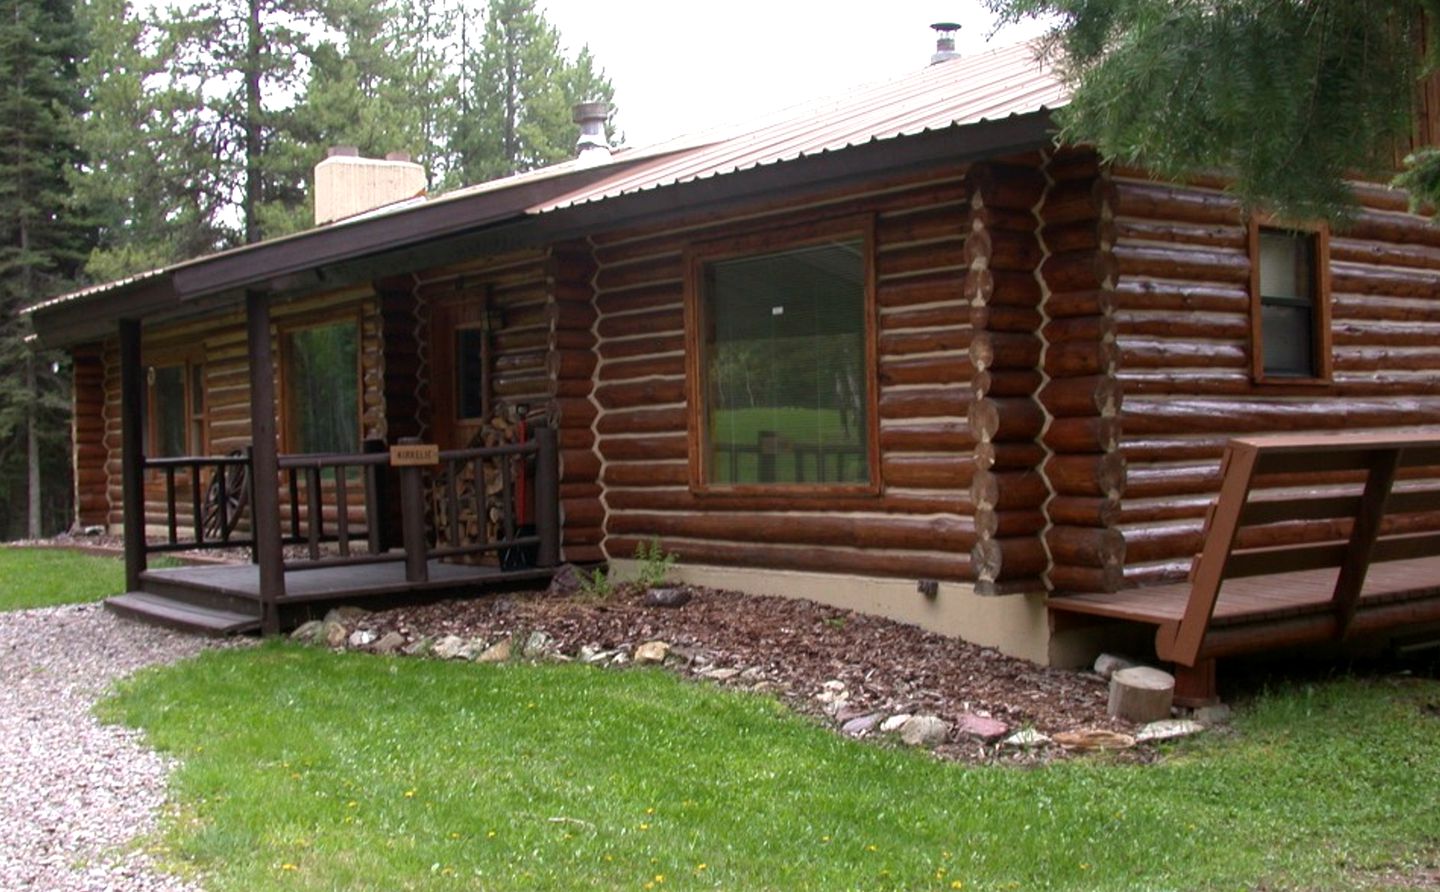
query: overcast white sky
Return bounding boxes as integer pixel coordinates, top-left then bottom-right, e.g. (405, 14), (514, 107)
(538, 1), (1052, 146)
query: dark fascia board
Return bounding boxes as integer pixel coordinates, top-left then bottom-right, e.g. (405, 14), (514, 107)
(30, 276), (179, 349)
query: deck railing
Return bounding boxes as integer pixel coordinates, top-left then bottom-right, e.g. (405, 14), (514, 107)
(140, 426), (560, 584)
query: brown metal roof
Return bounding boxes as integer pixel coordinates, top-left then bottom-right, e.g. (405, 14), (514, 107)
(29, 40), (1062, 341)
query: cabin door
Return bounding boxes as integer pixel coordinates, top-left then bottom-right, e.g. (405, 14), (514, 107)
(429, 295), (490, 450)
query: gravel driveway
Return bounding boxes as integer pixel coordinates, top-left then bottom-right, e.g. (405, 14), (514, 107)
(0, 604), (229, 891)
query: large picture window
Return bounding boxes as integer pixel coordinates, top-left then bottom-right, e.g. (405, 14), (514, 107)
(282, 320), (360, 454)
(1250, 221), (1331, 381)
(687, 223), (876, 491)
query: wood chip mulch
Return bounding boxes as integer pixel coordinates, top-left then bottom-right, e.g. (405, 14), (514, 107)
(366, 582), (1149, 765)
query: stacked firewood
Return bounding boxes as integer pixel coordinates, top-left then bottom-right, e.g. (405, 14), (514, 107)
(431, 404), (527, 551)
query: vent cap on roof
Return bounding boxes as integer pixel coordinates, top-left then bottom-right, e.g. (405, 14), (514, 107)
(930, 22), (961, 64)
(573, 101), (612, 168)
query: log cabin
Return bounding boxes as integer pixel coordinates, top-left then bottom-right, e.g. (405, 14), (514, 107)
(29, 36), (1440, 699)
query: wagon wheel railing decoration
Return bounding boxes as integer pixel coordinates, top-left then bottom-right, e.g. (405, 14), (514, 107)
(202, 450), (250, 541)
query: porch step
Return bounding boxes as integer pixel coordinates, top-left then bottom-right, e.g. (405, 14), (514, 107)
(139, 567), (259, 615)
(105, 591), (261, 636)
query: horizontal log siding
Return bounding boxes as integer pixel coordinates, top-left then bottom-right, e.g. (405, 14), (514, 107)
(95, 287), (384, 534)
(72, 343), (108, 527)
(1111, 172), (1440, 586)
(593, 166), (978, 581)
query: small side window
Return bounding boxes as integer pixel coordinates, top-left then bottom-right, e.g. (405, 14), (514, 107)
(1250, 222), (1331, 381)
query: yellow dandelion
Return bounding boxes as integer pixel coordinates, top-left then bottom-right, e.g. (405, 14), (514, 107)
(695, 863), (707, 872)
(404, 789), (416, 798)
(654, 874), (665, 883)
(951, 882), (964, 890)
(487, 830), (497, 838)
(866, 844), (878, 852)
(638, 822), (650, 831)
(449, 832), (461, 840)
(645, 807), (655, 815)
(281, 863), (298, 872)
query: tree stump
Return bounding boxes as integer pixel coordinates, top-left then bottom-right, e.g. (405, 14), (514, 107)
(1107, 666), (1175, 722)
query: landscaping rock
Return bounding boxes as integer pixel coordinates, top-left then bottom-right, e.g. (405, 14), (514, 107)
(898, 715), (951, 747)
(432, 635), (467, 660)
(455, 637), (490, 660)
(816, 679), (848, 705)
(634, 640), (670, 664)
(955, 713), (1010, 742)
(324, 606), (369, 625)
(1052, 728), (1136, 751)
(643, 586), (692, 608)
(547, 563), (586, 596)
(1093, 652), (1137, 680)
(402, 637), (432, 657)
(702, 667), (740, 681)
(1108, 666), (1175, 722)
(372, 631), (406, 655)
(476, 637), (512, 663)
(1003, 728), (1051, 747)
(1192, 703), (1232, 726)
(323, 621), (348, 649)
(1135, 719), (1204, 742)
(880, 714), (912, 733)
(519, 631), (552, 658)
(289, 620), (323, 644)
(348, 629), (377, 648)
(842, 712), (884, 736)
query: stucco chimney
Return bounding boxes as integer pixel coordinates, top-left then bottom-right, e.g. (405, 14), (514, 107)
(930, 22), (961, 64)
(572, 101), (612, 168)
(314, 147), (427, 226)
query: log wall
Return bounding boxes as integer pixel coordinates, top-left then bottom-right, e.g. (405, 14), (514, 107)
(591, 165), (979, 581)
(72, 343), (108, 528)
(95, 287), (385, 532)
(1109, 168), (1440, 586)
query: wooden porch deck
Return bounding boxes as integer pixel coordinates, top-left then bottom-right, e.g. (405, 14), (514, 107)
(142, 560), (553, 605)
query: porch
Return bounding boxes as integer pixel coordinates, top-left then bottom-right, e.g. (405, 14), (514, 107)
(107, 297), (561, 635)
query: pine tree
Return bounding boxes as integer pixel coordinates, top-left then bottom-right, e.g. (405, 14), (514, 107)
(990, 0), (1439, 220)
(0, 0), (93, 538)
(452, 0), (616, 185)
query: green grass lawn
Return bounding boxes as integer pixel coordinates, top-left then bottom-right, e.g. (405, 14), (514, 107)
(0, 546), (184, 611)
(0, 546), (131, 610)
(102, 644), (1440, 891)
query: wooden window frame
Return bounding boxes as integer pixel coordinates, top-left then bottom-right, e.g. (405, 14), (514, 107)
(277, 311), (364, 455)
(144, 353), (206, 458)
(1248, 217), (1333, 385)
(682, 214), (881, 497)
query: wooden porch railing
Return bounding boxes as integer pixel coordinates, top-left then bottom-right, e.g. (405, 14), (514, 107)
(142, 451), (255, 551)
(139, 426), (560, 587)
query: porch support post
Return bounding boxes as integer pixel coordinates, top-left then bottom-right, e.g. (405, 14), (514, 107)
(119, 318), (146, 592)
(534, 425), (559, 568)
(246, 289), (286, 633)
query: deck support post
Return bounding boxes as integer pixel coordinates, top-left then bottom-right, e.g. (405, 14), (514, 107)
(397, 437), (429, 583)
(534, 425), (559, 568)
(1171, 659), (1219, 708)
(246, 289), (286, 634)
(119, 318), (146, 592)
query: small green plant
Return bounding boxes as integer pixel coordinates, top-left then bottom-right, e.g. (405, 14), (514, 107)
(632, 537), (678, 589)
(577, 566), (614, 600)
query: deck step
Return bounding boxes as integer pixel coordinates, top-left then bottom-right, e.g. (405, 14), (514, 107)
(105, 591), (261, 636)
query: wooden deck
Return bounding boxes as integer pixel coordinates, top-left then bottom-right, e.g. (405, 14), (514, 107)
(141, 560), (553, 605)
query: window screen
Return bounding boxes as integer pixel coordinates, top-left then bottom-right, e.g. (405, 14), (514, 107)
(701, 238), (869, 486)
(285, 322), (359, 454)
(1257, 229), (1318, 378)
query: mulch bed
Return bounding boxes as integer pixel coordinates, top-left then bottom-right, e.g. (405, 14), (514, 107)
(362, 580), (1151, 765)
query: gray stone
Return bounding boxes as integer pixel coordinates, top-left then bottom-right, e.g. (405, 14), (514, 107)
(841, 712), (884, 736)
(880, 714), (912, 733)
(402, 637), (432, 657)
(739, 666), (766, 681)
(1093, 652), (1137, 680)
(432, 635), (467, 660)
(324, 606), (369, 625)
(1003, 728), (1051, 747)
(898, 715), (951, 747)
(1136, 719), (1205, 742)
(323, 621), (348, 649)
(547, 563), (586, 596)
(372, 631), (406, 655)
(955, 713), (1010, 742)
(520, 631), (552, 658)
(348, 629), (377, 649)
(455, 637), (490, 660)
(634, 640), (670, 664)
(702, 667), (740, 681)
(1192, 703), (1232, 726)
(815, 680), (849, 705)
(476, 637), (512, 663)
(642, 586), (692, 608)
(289, 620), (324, 644)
